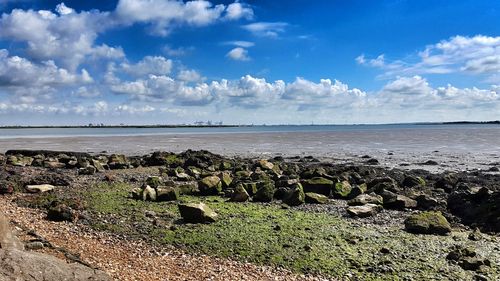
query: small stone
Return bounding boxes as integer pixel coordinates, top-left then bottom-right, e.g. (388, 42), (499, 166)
(25, 241), (44, 250)
(304, 192), (328, 204)
(346, 204), (381, 218)
(178, 202), (217, 223)
(25, 184), (55, 193)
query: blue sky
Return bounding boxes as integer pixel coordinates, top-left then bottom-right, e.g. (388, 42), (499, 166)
(0, 0), (499, 125)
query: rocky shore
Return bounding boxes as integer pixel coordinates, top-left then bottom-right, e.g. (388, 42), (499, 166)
(0, 149), (499, 280)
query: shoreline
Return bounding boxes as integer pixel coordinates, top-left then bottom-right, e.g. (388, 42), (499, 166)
(1, 148), (499, 280)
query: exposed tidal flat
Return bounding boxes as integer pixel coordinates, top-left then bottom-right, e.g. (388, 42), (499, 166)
(0, 147), (499, 280)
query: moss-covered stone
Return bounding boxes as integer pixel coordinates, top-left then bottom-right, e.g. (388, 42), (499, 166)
(301, 177), (334, 196)
(219, 172), (233, 189)
(304, 192), (328, 204)
(283, 183), (305, 206)
(146, 176), (162, 189)
(156, 187), (179, 201)
(199, 176), (222, 195)
(178, 202), (217, 223)
(333, 181), (352, 198)
(253, 181), (275, 202)
(404, 211), (452, 235)
(230, 184), (250, 202)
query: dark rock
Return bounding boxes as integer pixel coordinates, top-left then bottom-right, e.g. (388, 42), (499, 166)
(381, 191), (417, 210)
(422, 160), (439, 166)
(253, 181), (276, 202)
(156, 187), (179, 201)
(198, 176), (222, 195)
(230, 184), (250, 202)
(282, 183), (305, 206)
(0, 180), (14, 195)
(47, 204), (76, 222)
(366, 158), (379, 165)
(402, 176), (426, 188)
(301, 177), (334, 196)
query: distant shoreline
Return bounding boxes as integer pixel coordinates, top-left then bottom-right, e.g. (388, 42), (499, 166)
(0, 121), (499, 129)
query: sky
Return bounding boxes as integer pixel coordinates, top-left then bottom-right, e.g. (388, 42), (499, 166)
(0, 0), (498, 125)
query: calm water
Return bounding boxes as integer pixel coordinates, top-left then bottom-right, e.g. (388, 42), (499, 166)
(1, 124), (500, 171)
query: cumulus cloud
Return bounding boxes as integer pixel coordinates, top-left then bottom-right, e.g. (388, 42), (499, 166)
(162, 44), (194, 57)
(242, 22), (288, 38)
(120, 56), (173, 77)
(115, 0), (253, 36)
(224, 2), (253, 20)
(177, 69), (203, 82)
(226, 47), (250, 61)
(358, 35), (500, 81)
(0, 5), (118, 71)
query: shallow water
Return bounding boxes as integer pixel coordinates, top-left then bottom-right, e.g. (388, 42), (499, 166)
(1, 124), (499, 172)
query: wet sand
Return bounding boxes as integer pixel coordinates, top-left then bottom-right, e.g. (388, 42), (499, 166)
(1, 127), (500, 172)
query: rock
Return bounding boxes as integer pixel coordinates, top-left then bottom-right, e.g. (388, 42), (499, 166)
(130, 187), (143, 200)
(178, 202), (217, 223)
(422, 160), (439, 166)
(415, 194), (440, 210)
(241, 182), (259, 196)
(7, 155), (33, 167)
(91, 159), (106, 172)
(25, 184), (55, 193)
(382, 191), (417, 209)
(347, 183), (367, 199)
(347, 193), (383, 206)
(0, 215), (110, 280)
(256, 159), (274, 171)
(435, 173), (458, 192)
(347, 204), (382, 218)
(283, 183), (305, 206)
(404, 211), (451, 235)
(219, 172), (233, 189)
(305, 192), (328, 204)
(145, 176), (162, 188)
(156, 187), (179, 201)
(230, 184), (250, 202)
(333, 181), (352, 198)
(402, 176), (426, 188)
(366, 158), (379, 165)
(78, 166), (96, 175)
(176, 182), (200, 195)
(25, 241), (44, 250)
(198, 175), (222, 195)
(142, 185), (157, 201)
(301, 177), (334, 196)
(446, 245), (490, 272)
(253, 181), (276, 202)
(47, 204), (75, 222)
(108, 154), (129, 169)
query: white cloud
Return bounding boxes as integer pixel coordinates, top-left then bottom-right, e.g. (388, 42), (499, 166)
(177, 69), (203, 82)
(358, 35), (500, 81)
(242, 22), (288, 38)
(226, 47), (250, 61)
(115, 0), (253, 36)
(223, 40), (255, 48)
(121, 56), (173, 77)
(162, 45), (194, 56)
(0, 5), (117, 71)
(225, 2), (253, 20)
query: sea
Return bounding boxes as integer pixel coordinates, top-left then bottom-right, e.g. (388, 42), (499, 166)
(1, 124), (499, 172)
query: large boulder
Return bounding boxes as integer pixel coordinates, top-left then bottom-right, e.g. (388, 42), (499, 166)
(178, 202), (217, 223)
(404, 211), (452, 235)
(283, 183), (305, 206)
(198, 176), (222, 195)
(305, 192), (328, 204)
(0, 215), (110, 281)
(301, 177), (334, 196)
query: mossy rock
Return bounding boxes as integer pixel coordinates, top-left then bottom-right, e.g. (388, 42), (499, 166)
(178, 202), (217, 223)
(404, 211), (451, 235)
(146, 176), (162, 189)
(304, 192), (328, 204)
(230, 184), (250, 202)
(253, 181), (276, 202)
(199, 176), (222, 195)
(157, 187), (179, 201)
(219, 172), (233, 189)
(283, 183), (305, 206)
(347, 183), (367, 199)
(402, 176), (426, 188)
(301, 177), (334, 196)
(333, 181), (352, 198)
